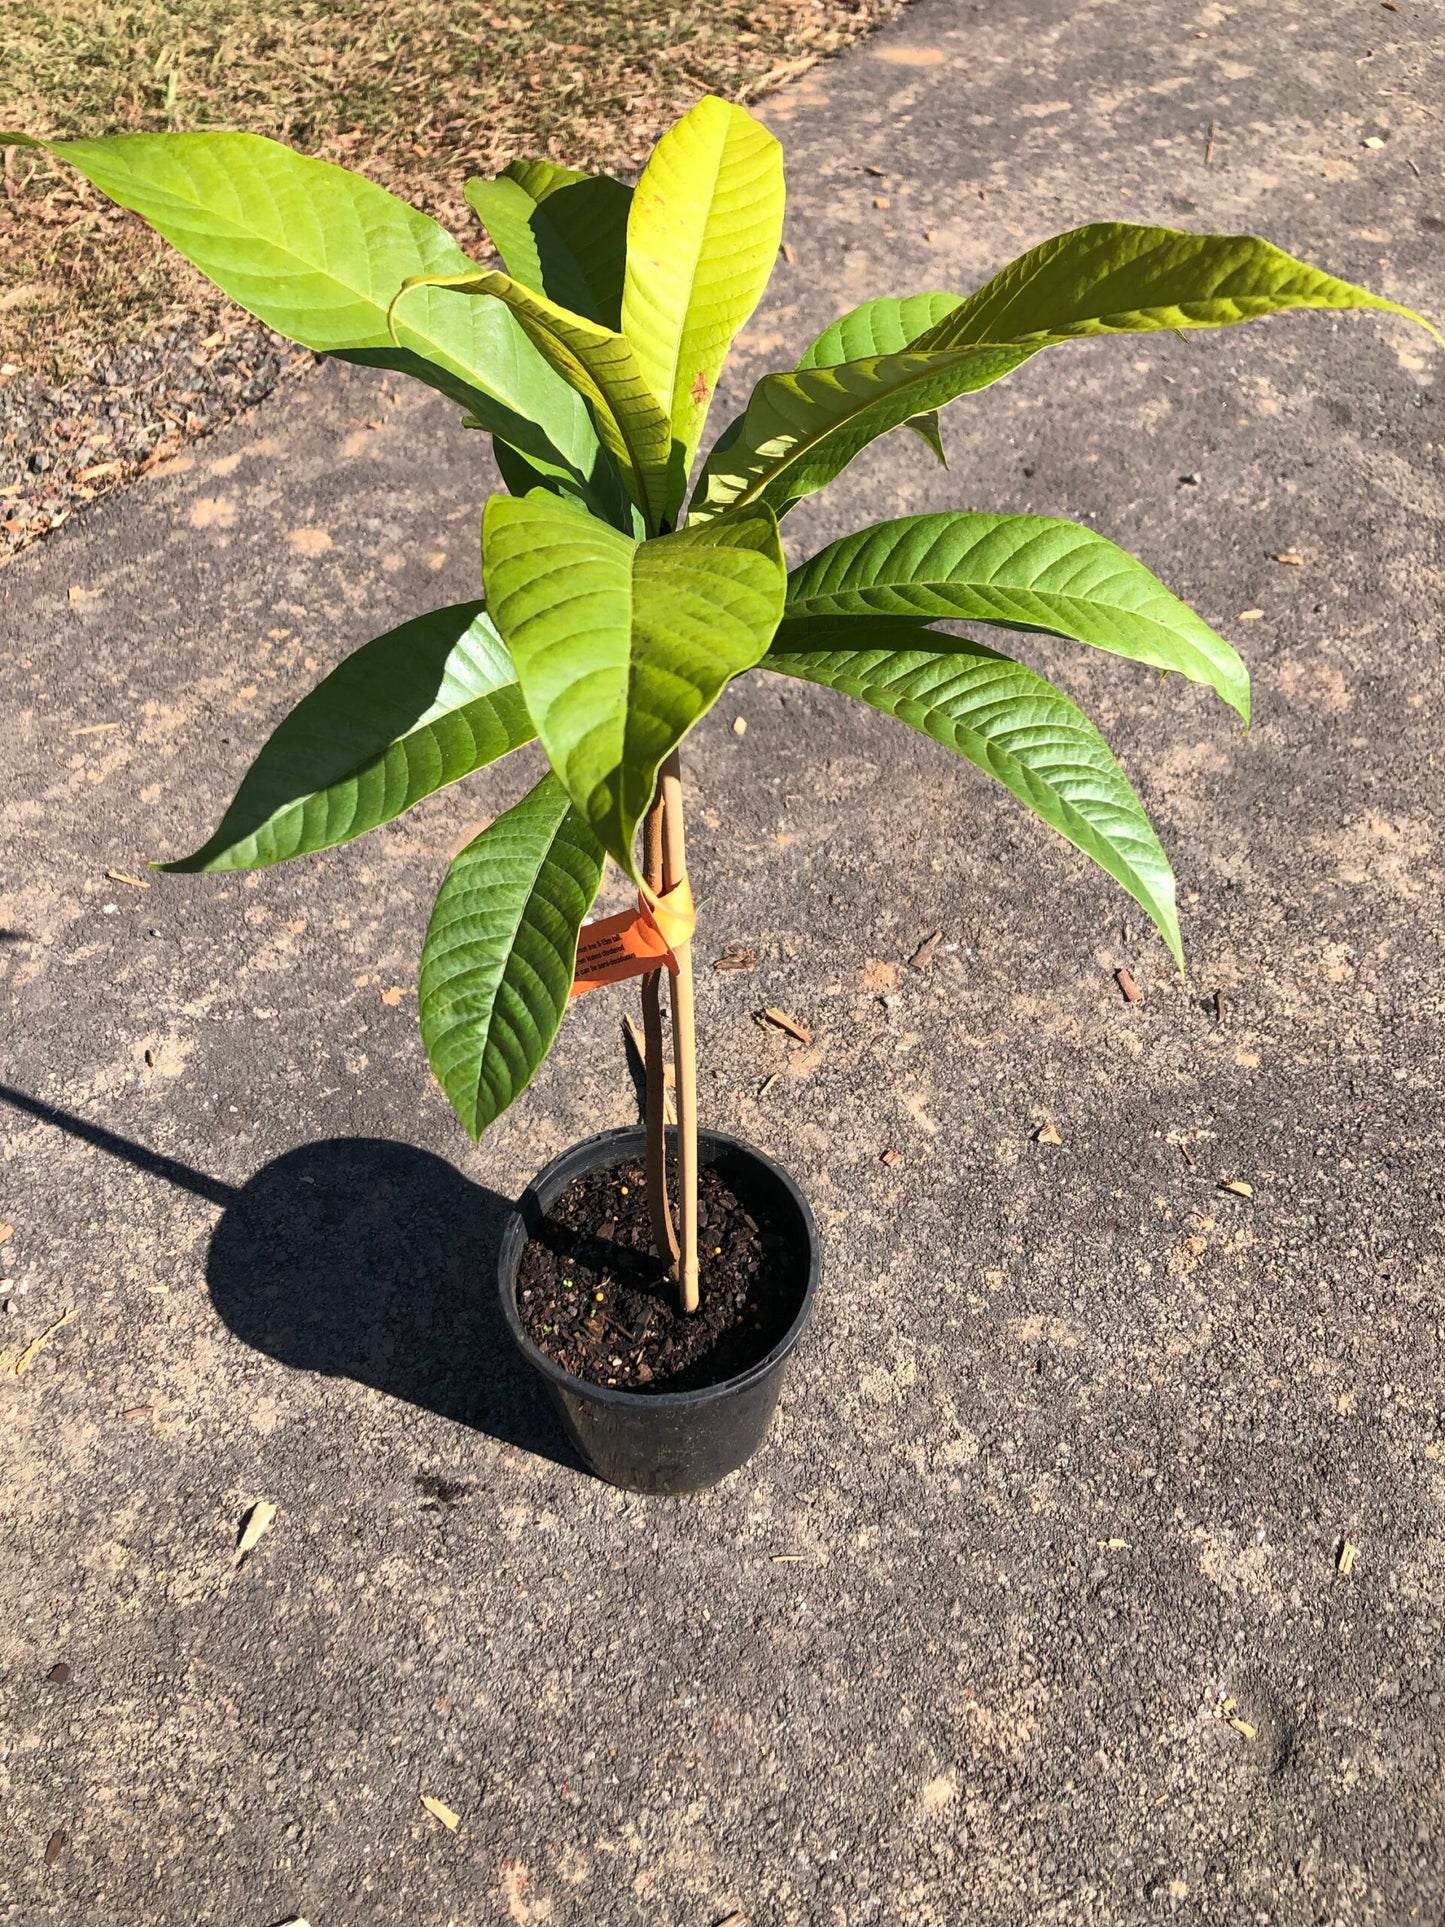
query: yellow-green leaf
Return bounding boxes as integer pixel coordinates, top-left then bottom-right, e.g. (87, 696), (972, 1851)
(913, 222), (1441, 349)
(784, 511), (1250, 720)
(3, 129), (602, 488)
(621, 96), (785, 521)
(690, 343), (1035, 524)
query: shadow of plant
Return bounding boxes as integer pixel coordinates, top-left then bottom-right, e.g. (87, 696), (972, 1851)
(205, 1136), (582, 1470)
(0, 1083), (582, 1472)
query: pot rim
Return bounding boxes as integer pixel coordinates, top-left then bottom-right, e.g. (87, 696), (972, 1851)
(497, 1125), (820, 1412)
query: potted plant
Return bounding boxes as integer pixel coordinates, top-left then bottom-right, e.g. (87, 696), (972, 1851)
(11, 99), (1433, 1492)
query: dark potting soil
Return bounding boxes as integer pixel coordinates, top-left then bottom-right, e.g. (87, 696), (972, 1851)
(516, 1157), (798, 1394)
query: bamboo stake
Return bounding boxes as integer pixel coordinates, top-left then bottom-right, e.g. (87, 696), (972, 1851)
(659, 751), (700, 1314)
(640, 780), (679, 1275)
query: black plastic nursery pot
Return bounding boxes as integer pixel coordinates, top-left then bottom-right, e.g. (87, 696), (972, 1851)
(498, 1126), (820, 1495)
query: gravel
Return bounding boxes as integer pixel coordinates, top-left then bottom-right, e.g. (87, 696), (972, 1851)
(0, 318), (311, 560)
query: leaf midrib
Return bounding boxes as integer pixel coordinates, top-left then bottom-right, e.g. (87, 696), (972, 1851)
(787, 580), (1208, 638)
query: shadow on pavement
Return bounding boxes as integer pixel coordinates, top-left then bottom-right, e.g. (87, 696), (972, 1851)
(0, 1080), (237, 1206)
(206, 1136), (582, 1471)
(0, 1085), (579, 1472)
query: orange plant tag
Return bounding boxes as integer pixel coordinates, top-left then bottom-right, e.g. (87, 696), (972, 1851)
(570, 908), (673, 998)
(569, 876), (696, 1000)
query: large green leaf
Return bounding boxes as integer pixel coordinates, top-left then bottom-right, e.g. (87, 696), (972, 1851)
(466, 160), (633, 329)
(689, 342), (1036, 523)
(693, 225), (1436, 527)
(621, 95), (786, 520)
(419, 772), (605, 1139)
(5, 129), (606, 489)
(160, 604), (535, 872)
(764, 618), (1182, 964)
(482, 491), (786, 875)
(783, 512), (1249, 721)
(394, 265), (673, 533)
(912, 221), (1442, 350)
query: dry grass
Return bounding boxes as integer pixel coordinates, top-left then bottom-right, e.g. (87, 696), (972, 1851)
(1, 0), (906, 379)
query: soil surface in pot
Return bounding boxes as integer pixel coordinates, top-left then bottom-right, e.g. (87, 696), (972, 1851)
(516, 1156), (798, 1393)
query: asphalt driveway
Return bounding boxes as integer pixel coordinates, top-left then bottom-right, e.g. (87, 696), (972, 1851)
(3, 1), (1444, 1921)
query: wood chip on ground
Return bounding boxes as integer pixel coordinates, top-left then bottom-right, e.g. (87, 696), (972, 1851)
(908, 929), (943, 970)
(758, 1006), (811, 1044)
(234, 1498), (278, 1562)
(7, 1304), (74, 1376)
(1116, 968), (1142, 1004)
(420, 1794), (461, 1831)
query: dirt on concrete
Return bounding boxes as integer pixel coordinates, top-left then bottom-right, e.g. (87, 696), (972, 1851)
(2, 1), (1444, 1922)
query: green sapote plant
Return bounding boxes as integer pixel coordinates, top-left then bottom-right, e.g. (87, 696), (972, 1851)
(10, 97), (1434, 1435)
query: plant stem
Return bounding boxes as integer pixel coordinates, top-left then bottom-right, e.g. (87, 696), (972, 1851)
(640, 781), (679, 1277)
(658, 751), (700, 1315)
